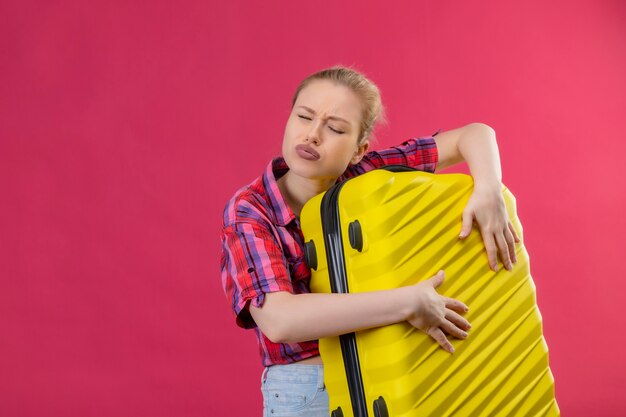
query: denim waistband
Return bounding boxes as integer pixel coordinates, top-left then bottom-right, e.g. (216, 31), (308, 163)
(262, 363), (325, 389)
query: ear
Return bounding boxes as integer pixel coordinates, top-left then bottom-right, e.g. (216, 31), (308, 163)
(350, 141), (370, 165)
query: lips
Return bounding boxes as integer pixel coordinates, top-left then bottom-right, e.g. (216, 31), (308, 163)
(295, 144), (320, 161)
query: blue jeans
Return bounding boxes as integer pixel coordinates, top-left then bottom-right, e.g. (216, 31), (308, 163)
(261, 363), (330, 417)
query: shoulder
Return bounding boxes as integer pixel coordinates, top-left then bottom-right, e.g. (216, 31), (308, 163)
(222, 175), (273, 228)
(340, 135), (439, 180)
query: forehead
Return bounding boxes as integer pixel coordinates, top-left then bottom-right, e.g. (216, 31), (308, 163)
(295, 79), (362, 124)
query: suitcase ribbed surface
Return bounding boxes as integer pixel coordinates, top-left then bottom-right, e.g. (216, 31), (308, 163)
(300, 169), (559, 417)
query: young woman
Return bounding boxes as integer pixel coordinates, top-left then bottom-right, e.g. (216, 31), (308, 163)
(220, 66), (519, 417)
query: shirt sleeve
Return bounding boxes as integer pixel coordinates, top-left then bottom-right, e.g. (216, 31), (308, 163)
(220, 221), (293, 329)
(341, 134), (439, 180)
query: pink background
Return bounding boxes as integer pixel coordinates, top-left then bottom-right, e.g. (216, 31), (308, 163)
(2, 0), (625, 416)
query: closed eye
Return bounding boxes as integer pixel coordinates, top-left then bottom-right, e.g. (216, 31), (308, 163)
(298, 114), (344, 134)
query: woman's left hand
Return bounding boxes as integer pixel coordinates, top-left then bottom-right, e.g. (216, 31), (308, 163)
(458, 183), (520, 271)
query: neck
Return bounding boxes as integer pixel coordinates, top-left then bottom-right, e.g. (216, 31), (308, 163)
(277, 171), (336, 217)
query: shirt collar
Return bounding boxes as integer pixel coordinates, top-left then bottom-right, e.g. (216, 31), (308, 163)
(262, 157), (297, 227)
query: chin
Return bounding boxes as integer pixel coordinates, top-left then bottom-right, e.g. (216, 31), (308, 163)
(287, 162), (323, 179)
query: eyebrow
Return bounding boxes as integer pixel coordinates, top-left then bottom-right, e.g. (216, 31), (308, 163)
(296, 106), (351, 125)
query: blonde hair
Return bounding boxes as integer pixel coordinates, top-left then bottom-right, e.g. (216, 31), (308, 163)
(291, 66), (386, 144)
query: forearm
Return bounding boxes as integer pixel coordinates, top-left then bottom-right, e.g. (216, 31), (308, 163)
(251, 288), (411, 343)
(457, 123), (502, 189)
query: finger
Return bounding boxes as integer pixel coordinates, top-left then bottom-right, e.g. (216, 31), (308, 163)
(509, 222), (521, 243)
(443, 297), (469, 314)
(428, 270), (445, 288)
(495, 232), (512, 271)
(459, 210), (474, 239)
(445, 309), (471, 331)
(428, 327), (455, 353)
(503, 226), (517, 264)
(440, 319), (469, 340)
(480, 230), (499, 271)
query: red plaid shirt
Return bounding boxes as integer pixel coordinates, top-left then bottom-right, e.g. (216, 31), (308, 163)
(220, 135), (439, 366)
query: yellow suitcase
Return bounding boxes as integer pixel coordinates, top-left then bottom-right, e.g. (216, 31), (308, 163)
(300, 166), (559, 417)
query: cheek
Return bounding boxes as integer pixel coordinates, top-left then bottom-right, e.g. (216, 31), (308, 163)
(282, 120), (301, 152)
(281, 124), (293, 146)
(283, 119), (300, 140)
(281, 133), (293, 157)
(330, 142), (358, 164)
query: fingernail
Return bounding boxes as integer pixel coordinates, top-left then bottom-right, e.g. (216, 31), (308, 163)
(492, 264), (498, 272)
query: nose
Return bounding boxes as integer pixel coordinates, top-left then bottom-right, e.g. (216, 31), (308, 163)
(305, 120), (323, 144)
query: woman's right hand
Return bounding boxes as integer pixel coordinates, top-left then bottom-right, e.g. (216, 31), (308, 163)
(405, 270), (471, 353)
